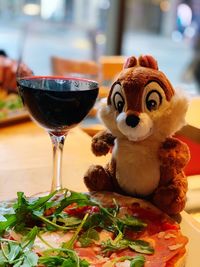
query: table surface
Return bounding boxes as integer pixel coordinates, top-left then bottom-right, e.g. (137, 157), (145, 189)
(0, 121), (110, 201)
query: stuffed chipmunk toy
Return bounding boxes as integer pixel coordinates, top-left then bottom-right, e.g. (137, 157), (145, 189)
(84, 55), (190, 215)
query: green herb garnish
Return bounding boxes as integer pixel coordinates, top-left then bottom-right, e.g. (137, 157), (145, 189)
(79, 228), (100, 247)
(0, 227), (38, 266)
(38, 248), (89, 267)
(101, 238), (154, 255)
(110, 255), (145, 267)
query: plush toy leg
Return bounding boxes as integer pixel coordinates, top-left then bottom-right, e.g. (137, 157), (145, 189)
(152, 172), (187, 215)
(84, 165), (114, 191)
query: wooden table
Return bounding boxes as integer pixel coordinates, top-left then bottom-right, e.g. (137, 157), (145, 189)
(0, 121), (110, 201)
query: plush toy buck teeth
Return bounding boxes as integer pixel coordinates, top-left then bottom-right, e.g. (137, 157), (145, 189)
(84, 55), (190, 215)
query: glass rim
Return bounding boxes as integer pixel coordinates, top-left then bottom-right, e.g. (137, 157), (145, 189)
(17, 75), (99, 86)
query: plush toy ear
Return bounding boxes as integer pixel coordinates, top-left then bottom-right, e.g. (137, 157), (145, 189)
(124, 56), (137, 69)
(138, 55), (158, 70)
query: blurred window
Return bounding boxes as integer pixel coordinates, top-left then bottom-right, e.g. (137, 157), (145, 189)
(122, 0), (199, 95)
(0, 0), (199, 94)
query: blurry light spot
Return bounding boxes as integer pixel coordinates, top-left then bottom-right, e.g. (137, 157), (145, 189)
(96, 33), (106, 45)
(171, 31), (183, 42)
(73, 39), (90, 50)
(160, 0), (170, 12)
(177, 4), (192, 27)
(41, 0), (59, 19)
(23, 3), (40, 16)
(184, 26), (196, 39)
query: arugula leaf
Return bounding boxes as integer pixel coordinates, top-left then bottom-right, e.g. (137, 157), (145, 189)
(21, 226), (38, 249)
(0, 227), (38, 266)
(108, 255), (145, 267)
(55, 191), (90, 215)
(41, 256), (77, 267)
(56, 214), (82, 228)
(0, 250), (6, 266)
(0, 191), (57, 233)
(20, 251), (38, 267)
(0, 215), (7, 222)
(118, 215), (147, 230)
(64, 213), (89, 249)
(101, 239), (129, 254)
(29, 192), (58, 211)
(79, 259), (90, 267)
(6, 242), (21, 262)
(101, 238), (154, 255)
(129, 240), (154, 255)
(33, 213), (71, 231)
(130, 255), (145, 267)
(79, 228), (99, 247)
(0, 214), (17, 234)
(83, 212), (109, 230)
(38, 248), (89, 267)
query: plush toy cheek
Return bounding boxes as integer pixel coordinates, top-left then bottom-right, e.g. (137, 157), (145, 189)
(116, 112), (153, 141)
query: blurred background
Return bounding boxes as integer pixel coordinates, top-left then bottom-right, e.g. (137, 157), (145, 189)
(0, 0), (200, 95)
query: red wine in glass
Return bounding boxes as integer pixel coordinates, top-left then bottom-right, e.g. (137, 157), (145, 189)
(18, 76), (99, 192)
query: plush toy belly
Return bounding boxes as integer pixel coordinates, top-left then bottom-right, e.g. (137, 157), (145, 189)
(113, 139), (160, 196)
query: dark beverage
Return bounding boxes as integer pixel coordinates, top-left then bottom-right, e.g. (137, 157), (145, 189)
(18, 76), (99, 133)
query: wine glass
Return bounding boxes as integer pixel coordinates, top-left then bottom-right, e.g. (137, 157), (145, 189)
(16, 24), (99, 193)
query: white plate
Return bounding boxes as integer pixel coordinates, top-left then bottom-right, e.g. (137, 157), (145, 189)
(181, 211), (200, 266)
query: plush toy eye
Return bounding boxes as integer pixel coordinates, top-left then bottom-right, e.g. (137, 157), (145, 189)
(110, 82), (125, 113)
(145, 90), (162, 111)
(113, 92), (125, 113)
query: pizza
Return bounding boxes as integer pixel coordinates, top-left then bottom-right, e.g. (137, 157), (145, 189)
(0, 190), (188, 267)
(0, 93), (24, 121)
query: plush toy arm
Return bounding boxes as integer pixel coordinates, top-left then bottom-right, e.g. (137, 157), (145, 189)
(91, 130), (116, 156)
(159, 137), (190, 170)
(152, 171), (188, 215)
(158, 137), (190, 185)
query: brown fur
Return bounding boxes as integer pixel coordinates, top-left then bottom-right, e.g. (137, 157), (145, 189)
(84, 55), (190, 215)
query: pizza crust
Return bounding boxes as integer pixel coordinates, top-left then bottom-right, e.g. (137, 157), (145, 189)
(90, 191), (170, 218)
(167, 249), (187, 267)
(175, 253), (187, 267)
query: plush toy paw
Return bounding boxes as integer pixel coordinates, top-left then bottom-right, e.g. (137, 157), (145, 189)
(152, 185), (186, 215)
(84, 165), (114, 191)
(91, 131), (115, 156)
(92, 139), (111, 156)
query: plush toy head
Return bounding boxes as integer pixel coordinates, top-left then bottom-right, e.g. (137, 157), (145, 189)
(99, 55), (188, 142)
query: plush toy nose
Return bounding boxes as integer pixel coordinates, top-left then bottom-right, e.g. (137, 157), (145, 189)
(126, 114), (140, 128)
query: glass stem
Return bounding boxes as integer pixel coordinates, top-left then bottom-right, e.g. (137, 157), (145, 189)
(49, 133), (66, 192)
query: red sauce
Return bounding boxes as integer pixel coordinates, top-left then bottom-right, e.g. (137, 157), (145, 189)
(128, 205), (179, 236)
(64, 205), (100, 217)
